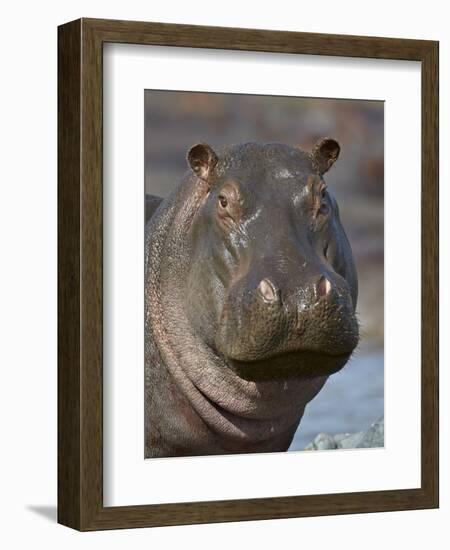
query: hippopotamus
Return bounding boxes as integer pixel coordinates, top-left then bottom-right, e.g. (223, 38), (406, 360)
(144, 138), (359, 458)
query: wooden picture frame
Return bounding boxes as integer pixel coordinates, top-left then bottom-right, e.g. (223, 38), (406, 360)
(58, 18), (439, 531)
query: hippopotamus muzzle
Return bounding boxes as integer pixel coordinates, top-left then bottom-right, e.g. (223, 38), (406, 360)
(214, 248), (359, 379)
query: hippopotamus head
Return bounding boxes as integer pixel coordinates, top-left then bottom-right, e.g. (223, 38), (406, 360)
(184, 139), (359, 380)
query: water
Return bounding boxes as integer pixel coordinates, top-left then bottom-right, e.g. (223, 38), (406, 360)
(289, 349), (384, 451)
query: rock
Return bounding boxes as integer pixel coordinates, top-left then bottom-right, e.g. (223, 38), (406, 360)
(338, 431), (365, 448)
(314, 433), (337, 450)
(333, 433), (352, 445)
(304, 416), (384, 451)
(356, 417), (384, 448)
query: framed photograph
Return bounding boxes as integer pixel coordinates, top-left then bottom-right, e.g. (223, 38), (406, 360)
(58, 18), (439, 530)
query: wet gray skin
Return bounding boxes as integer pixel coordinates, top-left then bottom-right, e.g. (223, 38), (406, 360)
(144, 138), (359, 458)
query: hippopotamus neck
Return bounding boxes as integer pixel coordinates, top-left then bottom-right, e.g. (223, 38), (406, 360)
(145, 174), (327, 455)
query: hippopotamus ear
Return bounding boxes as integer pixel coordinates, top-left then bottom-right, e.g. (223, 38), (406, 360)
(187, 143), (218, 181)
(311, 138), (341, 175)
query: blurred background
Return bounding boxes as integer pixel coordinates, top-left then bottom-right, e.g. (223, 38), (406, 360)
(145, 90), (384, 450)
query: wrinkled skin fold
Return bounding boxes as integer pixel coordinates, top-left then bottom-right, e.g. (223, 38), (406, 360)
(145, 139), (359, 458)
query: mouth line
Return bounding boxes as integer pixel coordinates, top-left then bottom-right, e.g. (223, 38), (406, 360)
(227, 346), (354, 364)
(226, 348), (354, 381)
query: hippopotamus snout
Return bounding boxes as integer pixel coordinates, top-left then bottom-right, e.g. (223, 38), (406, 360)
(215, 258), (359, 368)
(256, 270), (357, 347)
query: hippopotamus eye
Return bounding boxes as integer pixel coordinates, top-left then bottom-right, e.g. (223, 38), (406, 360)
(218, 195), (228, 208)
(316, 185), (330, 217)
(216, 182), (242, 225)
(318, 202), (329, 216)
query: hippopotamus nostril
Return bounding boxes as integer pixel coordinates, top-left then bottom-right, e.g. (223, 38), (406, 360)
(257, 278), (278, 303)
(317, 276), (331, 300)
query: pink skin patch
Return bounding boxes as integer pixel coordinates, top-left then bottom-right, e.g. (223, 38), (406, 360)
(317, 276), (331, 298)
(257, 278), (277, 302)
